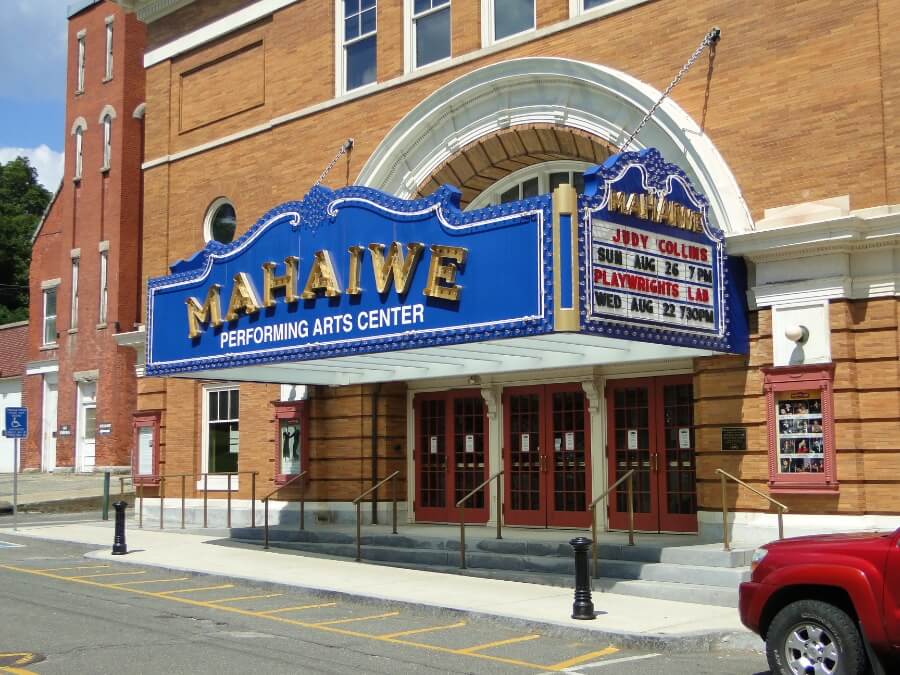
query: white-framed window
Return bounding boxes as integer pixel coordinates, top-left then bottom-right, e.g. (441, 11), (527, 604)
(102, 114), (112, 170)
(70, 256), (79, 330)
(201, 385), (240, 489)
(482, 0), (534, 46)
(42, 288), (58, 345)
(76, 33), (86, 92)
(467, 160), (590, 210)
(74, 127), (84, 179)
(570, 0), (644, 20)
(98, 248), (109, 325)
(339, 0), (377, 94)
(104, 19), (114, 80)
(407, 0), (450, 71)
(203, 197), (237, 244)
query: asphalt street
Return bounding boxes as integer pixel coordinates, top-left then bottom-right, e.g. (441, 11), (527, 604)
(0, 517), (770, 674)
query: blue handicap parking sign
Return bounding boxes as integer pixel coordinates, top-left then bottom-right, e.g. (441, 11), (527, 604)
(5, 407), (27, 439)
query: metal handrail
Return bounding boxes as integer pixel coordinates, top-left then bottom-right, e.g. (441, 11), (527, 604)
(717, 468), (789, 550)
(133, 471), (258, 531)
(589, 469), (635, 578)
(353, 471), (400, 561)
(456, 470), (503, 569)
(262, 471), (308, 550)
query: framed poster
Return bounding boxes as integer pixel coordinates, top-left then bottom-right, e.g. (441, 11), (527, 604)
(273, 400), (309, 483)
(132, 410), (161, 485)
(763, 365), (837, 493)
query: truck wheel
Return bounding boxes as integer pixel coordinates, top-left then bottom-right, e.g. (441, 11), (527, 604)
(766, 599), (866, 675)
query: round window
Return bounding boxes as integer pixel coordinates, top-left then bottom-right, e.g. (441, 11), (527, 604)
(204, 199), (237, 244)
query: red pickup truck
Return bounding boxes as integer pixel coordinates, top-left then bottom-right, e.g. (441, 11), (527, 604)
(739, 528), (900, 675)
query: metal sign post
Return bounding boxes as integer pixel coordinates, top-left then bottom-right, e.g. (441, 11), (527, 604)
(5, 408), (28, 532)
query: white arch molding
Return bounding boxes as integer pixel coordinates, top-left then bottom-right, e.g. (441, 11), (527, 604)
(357, 57), (753, 235)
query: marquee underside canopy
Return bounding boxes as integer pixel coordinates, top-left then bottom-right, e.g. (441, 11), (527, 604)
(172, 333), (713, 386)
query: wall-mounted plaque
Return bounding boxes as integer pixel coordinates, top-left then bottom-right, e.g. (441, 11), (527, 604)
(98, 423), (112, 435)
(58, 425), (72, 437)
(721, 427), (747, 451)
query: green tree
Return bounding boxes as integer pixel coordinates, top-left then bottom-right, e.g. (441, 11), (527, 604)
(0, 157), (52, 323)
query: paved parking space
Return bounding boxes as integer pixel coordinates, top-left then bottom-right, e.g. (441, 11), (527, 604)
(0, 557), (634, 673)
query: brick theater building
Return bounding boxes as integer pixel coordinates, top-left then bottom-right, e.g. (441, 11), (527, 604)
(23, 0), (146, 473)
(112, 0), (899, 548)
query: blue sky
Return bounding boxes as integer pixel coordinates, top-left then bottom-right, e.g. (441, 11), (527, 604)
(0, 0), (69, 189)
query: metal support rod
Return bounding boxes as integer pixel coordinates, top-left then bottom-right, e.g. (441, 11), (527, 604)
(264, 499), (270, 550)
(300, 479), (305, 531)
(119, 476), (124, 498)
(12, 438), (17, 531)
(459, 508), (466, 570)
(496, 474), (502, 540)
(159, 476), (165, 529)
(355, 502), (362, 562)
(102, 471), (110, 521)
(627, 473), (635, 547)
(591, 506), (598, 578)
(227, 473), (232, 529)
(181, 474), (186, 529)
(139, 479), (144, 529)
(251, 472), (257, 528)
(203, 473), (208, 528)
(391, 476), (397, 535)
(778, 510), (784, 540)
(721, 472), (730, 551)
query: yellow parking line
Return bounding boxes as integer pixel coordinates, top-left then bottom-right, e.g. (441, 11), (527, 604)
(157, 584), (234, 595)
(546, 646), (619, 670)
(112, 577), (192, 587)
(0, 564), (586, 672)
(258, 602), (337, 615)
(70, 571), (148, 579)
(311, 611), (400, 626)
(208, 593), (284, 604)
(458, 634), (541, 653)
(1, 667), (38, 675)
(35, 564), (110, 572)
(379, 621), (467, 639)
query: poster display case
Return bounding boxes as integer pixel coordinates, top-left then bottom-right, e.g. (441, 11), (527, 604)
(273, 401), (308, 484)
(763, 365), (837, 492)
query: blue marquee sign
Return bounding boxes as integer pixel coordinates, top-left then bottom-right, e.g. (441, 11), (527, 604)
(145, 148), (747, 377)
(146, 186), (553, 376)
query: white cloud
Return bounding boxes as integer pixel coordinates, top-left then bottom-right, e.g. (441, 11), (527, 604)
(0, 145), (65, 190)
(0, 0), (68, 101)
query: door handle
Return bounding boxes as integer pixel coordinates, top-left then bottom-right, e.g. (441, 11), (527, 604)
(652, 453), (658, 472)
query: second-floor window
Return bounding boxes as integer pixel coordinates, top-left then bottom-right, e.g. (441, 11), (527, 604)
(412, 0), (450, 68)
(102, 115), (112, 170)
(43, 288), (57, 345)
(77, 35), (86, 92)
(74, 127), (84, 179)
(99, 249), (109, 325)
(70, 257), (79, 330)
(342, 0), (377, 92)
(491, 0), (534, 42)
(105, 21), (114, 80)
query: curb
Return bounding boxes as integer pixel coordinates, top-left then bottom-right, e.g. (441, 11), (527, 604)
(80, 547), (763, 654)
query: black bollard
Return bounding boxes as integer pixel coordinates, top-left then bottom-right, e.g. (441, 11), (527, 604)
(570, 536), (595, 620)
(112, 500), (128, 555)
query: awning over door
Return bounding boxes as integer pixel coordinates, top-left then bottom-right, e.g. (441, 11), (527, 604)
(145, 149), (748, 385)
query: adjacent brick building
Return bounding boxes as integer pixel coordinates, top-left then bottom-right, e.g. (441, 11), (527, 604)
(22, 0), (146, 473)
(112, 0), (899, 543)
(0, 321), (28, 473)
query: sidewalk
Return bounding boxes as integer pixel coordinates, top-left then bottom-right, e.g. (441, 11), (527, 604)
(3, 519), (763, 653)
(0, 472), (130, 512)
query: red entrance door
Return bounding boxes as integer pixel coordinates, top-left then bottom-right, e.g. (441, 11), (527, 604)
(414, 390), (489, 523)
(503, 384), (591, 528)
(606, 376), (697, 533)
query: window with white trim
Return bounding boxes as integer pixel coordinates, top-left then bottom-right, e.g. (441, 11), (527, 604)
(341, 0), (377, 92)
(74, 127), (84, 179)
(204, 386), (240, 475)
(411, 0), (450, 69)
(467, 161), (590, 210)
(104, 21), (114, 80)
(98, 249), (109, 325)
(203, 197), (237, 244)
(76, 35), (86, 92)
(70, 256), (79, 330)
(484, 0), (534, 44)
(43, 288), (57, 345)
(102, 114), (112, 170)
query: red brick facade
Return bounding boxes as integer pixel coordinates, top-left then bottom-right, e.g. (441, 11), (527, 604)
(22, 0), (146, 472)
